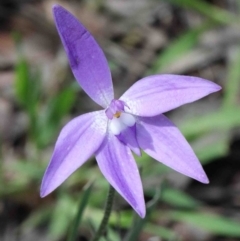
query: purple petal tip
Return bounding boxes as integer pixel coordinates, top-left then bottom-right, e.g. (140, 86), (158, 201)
(138, 209), (146, 219)
(211, 82), (222, 92)
(52, 5), (58, 15)
(193, 169), (209, 184)
(40, 182), (52, 198)
(40, 188), (47, 198)
(200, 174), (210, 184)
(52, 4), (61, 11)
(52, 4), (65, 18)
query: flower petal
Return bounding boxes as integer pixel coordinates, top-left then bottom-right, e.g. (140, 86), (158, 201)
(136, 115), (209, 183)
(41, 111), (107, 197)
(117, 126), (141, 156)
(53, 5), (113, 107)
(96, 134), (145, 218)
(121, 75), (221, 116)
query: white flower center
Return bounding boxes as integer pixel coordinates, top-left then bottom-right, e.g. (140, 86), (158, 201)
(109, 112), (136, 135)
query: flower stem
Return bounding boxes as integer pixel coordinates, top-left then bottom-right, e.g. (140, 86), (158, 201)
(91, 185), (115, 241)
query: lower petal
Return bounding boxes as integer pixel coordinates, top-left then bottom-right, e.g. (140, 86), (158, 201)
(96, 134), (145, 218)
(136, 115), (209, 183)
(41, 110), (107, 197)
(117, 125), (141, 156)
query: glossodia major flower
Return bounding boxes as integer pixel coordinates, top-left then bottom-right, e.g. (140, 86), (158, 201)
(41, 5), (221, 218)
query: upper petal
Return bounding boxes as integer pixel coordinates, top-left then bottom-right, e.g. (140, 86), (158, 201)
(53, 5), (113, 107)
(120, 75), (221, 116)
(136, 115), (209, 183)
(41, 110), (107, 197)
(96, 134), (145, 218)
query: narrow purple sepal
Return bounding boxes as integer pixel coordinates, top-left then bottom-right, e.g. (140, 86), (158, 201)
(96, 134), (146, 218)
(136, 115), (209, 183)
(53, 5), (113, 107)
(40, 111), (107, 197)
(120, 75), (221, 116)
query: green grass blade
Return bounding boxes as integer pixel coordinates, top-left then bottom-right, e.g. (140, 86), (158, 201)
(68, 182), (94, 241)
(162, 187), (201, 208)
(15, 57), (42, 143)
(223, 46), (240, 108)
(145, 224), (178, 241)
(37, 84), (77, 147)
(149, 21), (212, 74)
(15, 58), (30, 106)
(47, 84), (77, 124)
(193, 132), (229, 164)
(169, 211), (240, 237)
(21, 206), (52, 230)
(123, 187), (161, 241)
(49, 195), (76, 240)
(168, 0), (237, 24)
(179, 108), (240, 139)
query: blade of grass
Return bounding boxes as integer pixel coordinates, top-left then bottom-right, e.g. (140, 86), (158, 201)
(179, 107), (240, 139)
(21, 206), (52, 230)
(148, 21), (214, 74)
(91, 185), (115, 241)
(168, 211), (240, 237)
(49, 194), (76, 240)
(161, 187), (201, 208)
(145, 224), (178, 241)
(145, 185), (200, 209)
(15, 57), (41, 143)
(223, 46), (240, 108)
(15, 59), (30, 106)
(168, 0), (237, 24)
(193, 131), (229, 164)
(38, 84), (77, 148)
(124, 186), (161, 241)
(68, 182), (94, 241)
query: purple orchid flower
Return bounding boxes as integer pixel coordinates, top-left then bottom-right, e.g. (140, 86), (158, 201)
(41, 5), (221, 218)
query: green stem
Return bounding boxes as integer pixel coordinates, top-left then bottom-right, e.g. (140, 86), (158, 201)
(91, 185), (115, 241)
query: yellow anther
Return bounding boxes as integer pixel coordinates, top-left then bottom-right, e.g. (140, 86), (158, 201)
(113, 111), (121, 118)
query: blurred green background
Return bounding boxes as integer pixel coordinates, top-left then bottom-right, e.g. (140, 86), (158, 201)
(0, 0), (240, 240)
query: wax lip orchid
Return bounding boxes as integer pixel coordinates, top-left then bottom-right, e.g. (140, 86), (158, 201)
(41, 4), (221, 218)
